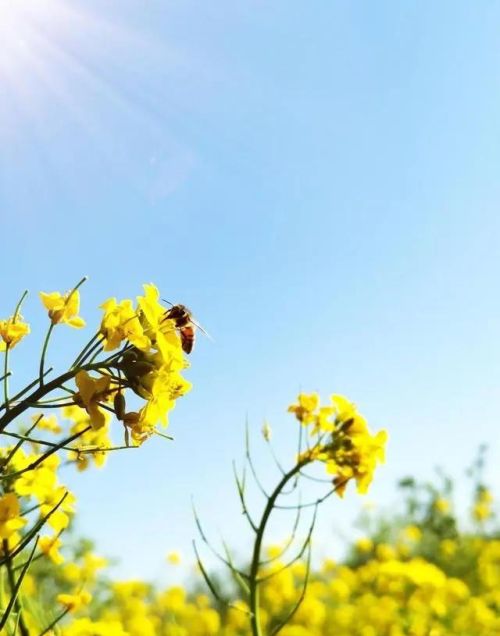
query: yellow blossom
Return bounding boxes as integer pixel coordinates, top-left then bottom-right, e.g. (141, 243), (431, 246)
(136, 283), (184, 363)
(0, 493), (26, 539)
(137, 367), (192, 429)
(40, 289), (85, 327)
(74, 371), (112, 430)
(356, 537), (374, 553)
(33, 413), (62, 434)
(434, 498), (450, 514)
(473, 488), (493, 522)
(40, 486), (76, 533)
(57, 590), (92, 613)
(39, 535), (64, 564)
(13, 453), (59, 501)
(403, 525), (423, 542)
(99, 297), (150, 352)
(167, 551), (181, 565)
(288, 392), (320, 423)
(0, 315), (30, 348)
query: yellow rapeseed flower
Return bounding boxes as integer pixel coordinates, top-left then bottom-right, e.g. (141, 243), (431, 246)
(57, 590), (92, 613)
(167, 551), (181, 565)
(288, 392), (320, 424)
(356, 537), (374, 553)
(434, 498), (450, 514)
(40, 486), (76, 533)
(0, 315), (30, 349)
(39, 535), (64, 564)
(99, 297), (150, 352)
(473, 488), (493, 522)
(0, 493), (27, 539)
(137, 283), (184, 364)
(39, 289), (85, 327)
(74, 371), (112, 430)
(33, 413), (62, 434)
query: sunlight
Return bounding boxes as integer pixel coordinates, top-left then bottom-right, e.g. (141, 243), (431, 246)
(0, 0), (68, 98)
(0, 0), (142, 138)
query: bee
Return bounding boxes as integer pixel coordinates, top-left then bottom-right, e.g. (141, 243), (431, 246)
(162, 302), (209, 354)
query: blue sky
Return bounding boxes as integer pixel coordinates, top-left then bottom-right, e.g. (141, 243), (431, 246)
(1, 0), (500, 582)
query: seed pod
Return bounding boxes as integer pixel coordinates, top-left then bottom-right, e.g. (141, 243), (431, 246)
(114, 392), (126, 420)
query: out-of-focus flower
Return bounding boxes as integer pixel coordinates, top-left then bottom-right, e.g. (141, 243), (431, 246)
(473, 487), (493, 522)
(167, 551), (181, 565)
(0, 493), (27, 539)
(57, 590), (92, 613)
(33, 413), (62, 434)
(262, 421), (272, 441)
(434, 498), (450, 514)
(39, 535), (64, 564)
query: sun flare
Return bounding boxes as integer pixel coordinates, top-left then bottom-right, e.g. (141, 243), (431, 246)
(0, 0), (140, 139)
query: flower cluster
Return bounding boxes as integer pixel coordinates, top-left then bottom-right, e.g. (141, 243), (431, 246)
(289, 393), (388, 496)
(101, 283), (192, 444)
(0, 280), (194, 635)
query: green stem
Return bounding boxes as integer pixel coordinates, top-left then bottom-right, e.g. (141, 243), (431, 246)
(39, 323), (55, 386)
(3, 344), (9, 410)
(248, 459), (308, 636)
(0, 362), (104, 434)
(0, 368), (53, 414)
(1, 537), (34, 636)
(0, 426), (92, 481)
(2, 415), (43, 470)
(1, 290), (29, 411)
(38, 607), (70, 636)
(71, 332), (102, 369)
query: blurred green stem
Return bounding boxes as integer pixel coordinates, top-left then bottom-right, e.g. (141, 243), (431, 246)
(248, 459), (308, 636)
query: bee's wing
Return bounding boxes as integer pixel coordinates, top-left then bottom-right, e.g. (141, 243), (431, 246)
(192, 319), (214, 342)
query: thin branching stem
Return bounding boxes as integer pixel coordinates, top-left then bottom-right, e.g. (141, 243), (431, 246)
(248, 458), (309, 636)
(2, 415), (44, 470)
(3, 344), (10, 411)
(38, 608), (70, 636)
(0, 493), (68, 567)
(0, 427), (92, 481)
(0, 536), (38, 636)
(71, 332), (102, 369)
(258, 505), (317, 583)
(39, 324), (54, 386)
(2, 291), (29, 412)
(260, 496), (302, 566)
(0, 369), (53, 414)
(192, 502), (250, 580)
(245, 425), (269, 499)
(0, 362), (109, 434)
(274, 484), (341, 511)
(233, 461), (258, 533)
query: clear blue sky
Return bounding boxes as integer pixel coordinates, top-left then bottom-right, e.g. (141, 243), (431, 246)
(1, 0), (500, 582)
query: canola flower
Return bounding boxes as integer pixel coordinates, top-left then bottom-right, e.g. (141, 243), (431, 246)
(43, 472), (496, 636)
(39, 289), (86, 328)
(193, 393), (388, 636)
(0, 315), (30, 349)
(0, 280), (194, 635)
(289, 393), (388, 496)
